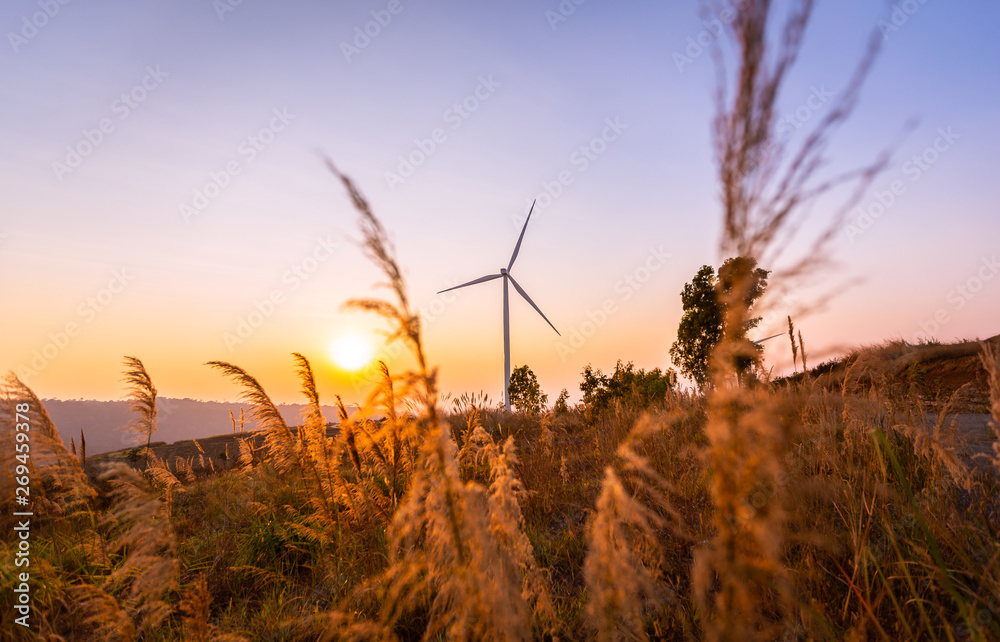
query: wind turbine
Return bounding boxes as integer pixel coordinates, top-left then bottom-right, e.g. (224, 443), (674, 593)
(438, 201), (559, 410)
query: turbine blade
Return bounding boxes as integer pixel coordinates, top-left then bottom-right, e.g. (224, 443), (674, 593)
(506, 273), (559, 336)
(752, 333), (784, 345)
(507, 200), (536, 272)
(437, 273), (502, 294)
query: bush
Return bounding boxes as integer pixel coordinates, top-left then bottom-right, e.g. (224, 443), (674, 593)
(580, 360), (676, 414)
(508, 364), (548, 414)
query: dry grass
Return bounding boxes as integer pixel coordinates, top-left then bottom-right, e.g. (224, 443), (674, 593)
(4, 5), (999, 640)
(121, 356), (158, 471)
(4, 328), (999, 640)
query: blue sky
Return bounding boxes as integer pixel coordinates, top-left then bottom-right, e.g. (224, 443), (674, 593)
(2, 0), (999, 404)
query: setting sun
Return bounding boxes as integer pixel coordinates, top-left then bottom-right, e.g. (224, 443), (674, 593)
(329, 334), (374, 371)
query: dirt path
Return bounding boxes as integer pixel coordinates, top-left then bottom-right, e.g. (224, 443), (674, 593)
(924, 413), (997, 475)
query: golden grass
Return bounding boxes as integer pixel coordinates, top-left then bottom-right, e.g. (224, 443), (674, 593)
(4, 333), (1000, 639)
(4, 5), (999, 639)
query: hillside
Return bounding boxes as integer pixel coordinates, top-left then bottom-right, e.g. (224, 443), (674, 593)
(780, 334), (1000, 412)
(43, 397), (356, 456)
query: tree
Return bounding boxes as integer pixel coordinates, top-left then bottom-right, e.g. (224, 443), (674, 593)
(580, 361), (676, 414)
(507, 365), (547, 415)
(669, 257), (769, 389)
(553, 388), (570, 415)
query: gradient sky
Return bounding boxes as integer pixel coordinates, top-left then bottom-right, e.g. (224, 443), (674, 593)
(2, 0), (999, 406)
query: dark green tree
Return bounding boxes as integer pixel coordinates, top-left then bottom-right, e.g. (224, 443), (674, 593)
(669, 257), (769, 389)
(669, 265), (723, 389)
(553, 388), (570, 415)
(580, 361), (676, 414)
(508, 365), (548, 414)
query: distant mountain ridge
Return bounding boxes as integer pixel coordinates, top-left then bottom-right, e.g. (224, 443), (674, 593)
(42, 397), (354, 455)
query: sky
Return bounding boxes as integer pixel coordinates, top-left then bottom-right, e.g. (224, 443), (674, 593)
(2, 0), (999, 406)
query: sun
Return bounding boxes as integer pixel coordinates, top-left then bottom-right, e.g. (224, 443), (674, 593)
(329, 334), (374, 371)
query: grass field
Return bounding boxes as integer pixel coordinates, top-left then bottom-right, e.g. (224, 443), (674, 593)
(3, 5), (998, 639)
(2, 180), (999, 639)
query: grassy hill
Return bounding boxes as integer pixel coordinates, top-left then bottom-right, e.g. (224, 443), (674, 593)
(778, 334), (1000, 412)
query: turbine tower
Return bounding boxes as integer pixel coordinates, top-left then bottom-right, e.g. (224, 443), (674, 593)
(438, 201), (559, 410)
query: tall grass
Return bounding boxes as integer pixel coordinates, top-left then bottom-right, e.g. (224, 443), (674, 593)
(4, 4), (999, 639)
(122, 356), (158, 472)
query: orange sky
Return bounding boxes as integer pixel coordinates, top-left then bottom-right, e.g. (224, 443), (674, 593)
(3, 1), (999, 405)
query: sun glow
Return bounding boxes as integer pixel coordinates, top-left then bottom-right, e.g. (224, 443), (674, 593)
(329, 334), (374, 371)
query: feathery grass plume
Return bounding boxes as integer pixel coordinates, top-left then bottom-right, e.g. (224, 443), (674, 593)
(179, 573), (250, 642)
(0, 373), (95, 515)
(230, 408), (237, 434)
(207, 361), (299, 473)
(292, 352), (344, 531)
(336, 393), (363, 474)
(979, 342), (1000, 474)
(710, 0), (891, 281)
(695, 384), (799, 640)
(325, 157), (437, 408)
(486, 436), (557, 634)
(71, 436), (77, 457)
(146, 450), (182, 515)
(101, 462), (179, 634)
(65, 583), (136, 640)
(322, 163), (542, 638)
(234, 436), (255, 471)
(192, 438), (215, 475)
(81, 428), (87, 466)
(897, 384), (974, 493)
(457, 407), (492, 473)
(697, 1), (894, 637)
(797, 329), (807, 373)
(380, 426), (533, 640)
(181, 574), (213, 642)
(787, 316), (798, 373)
(328, 393), (381, 526)
(585, 466), (663, 641)
(355, 360), (418, 516)
(584, 415), (689, 640)
(539, 412), (555, 456)
(121, 355), (158, 472)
